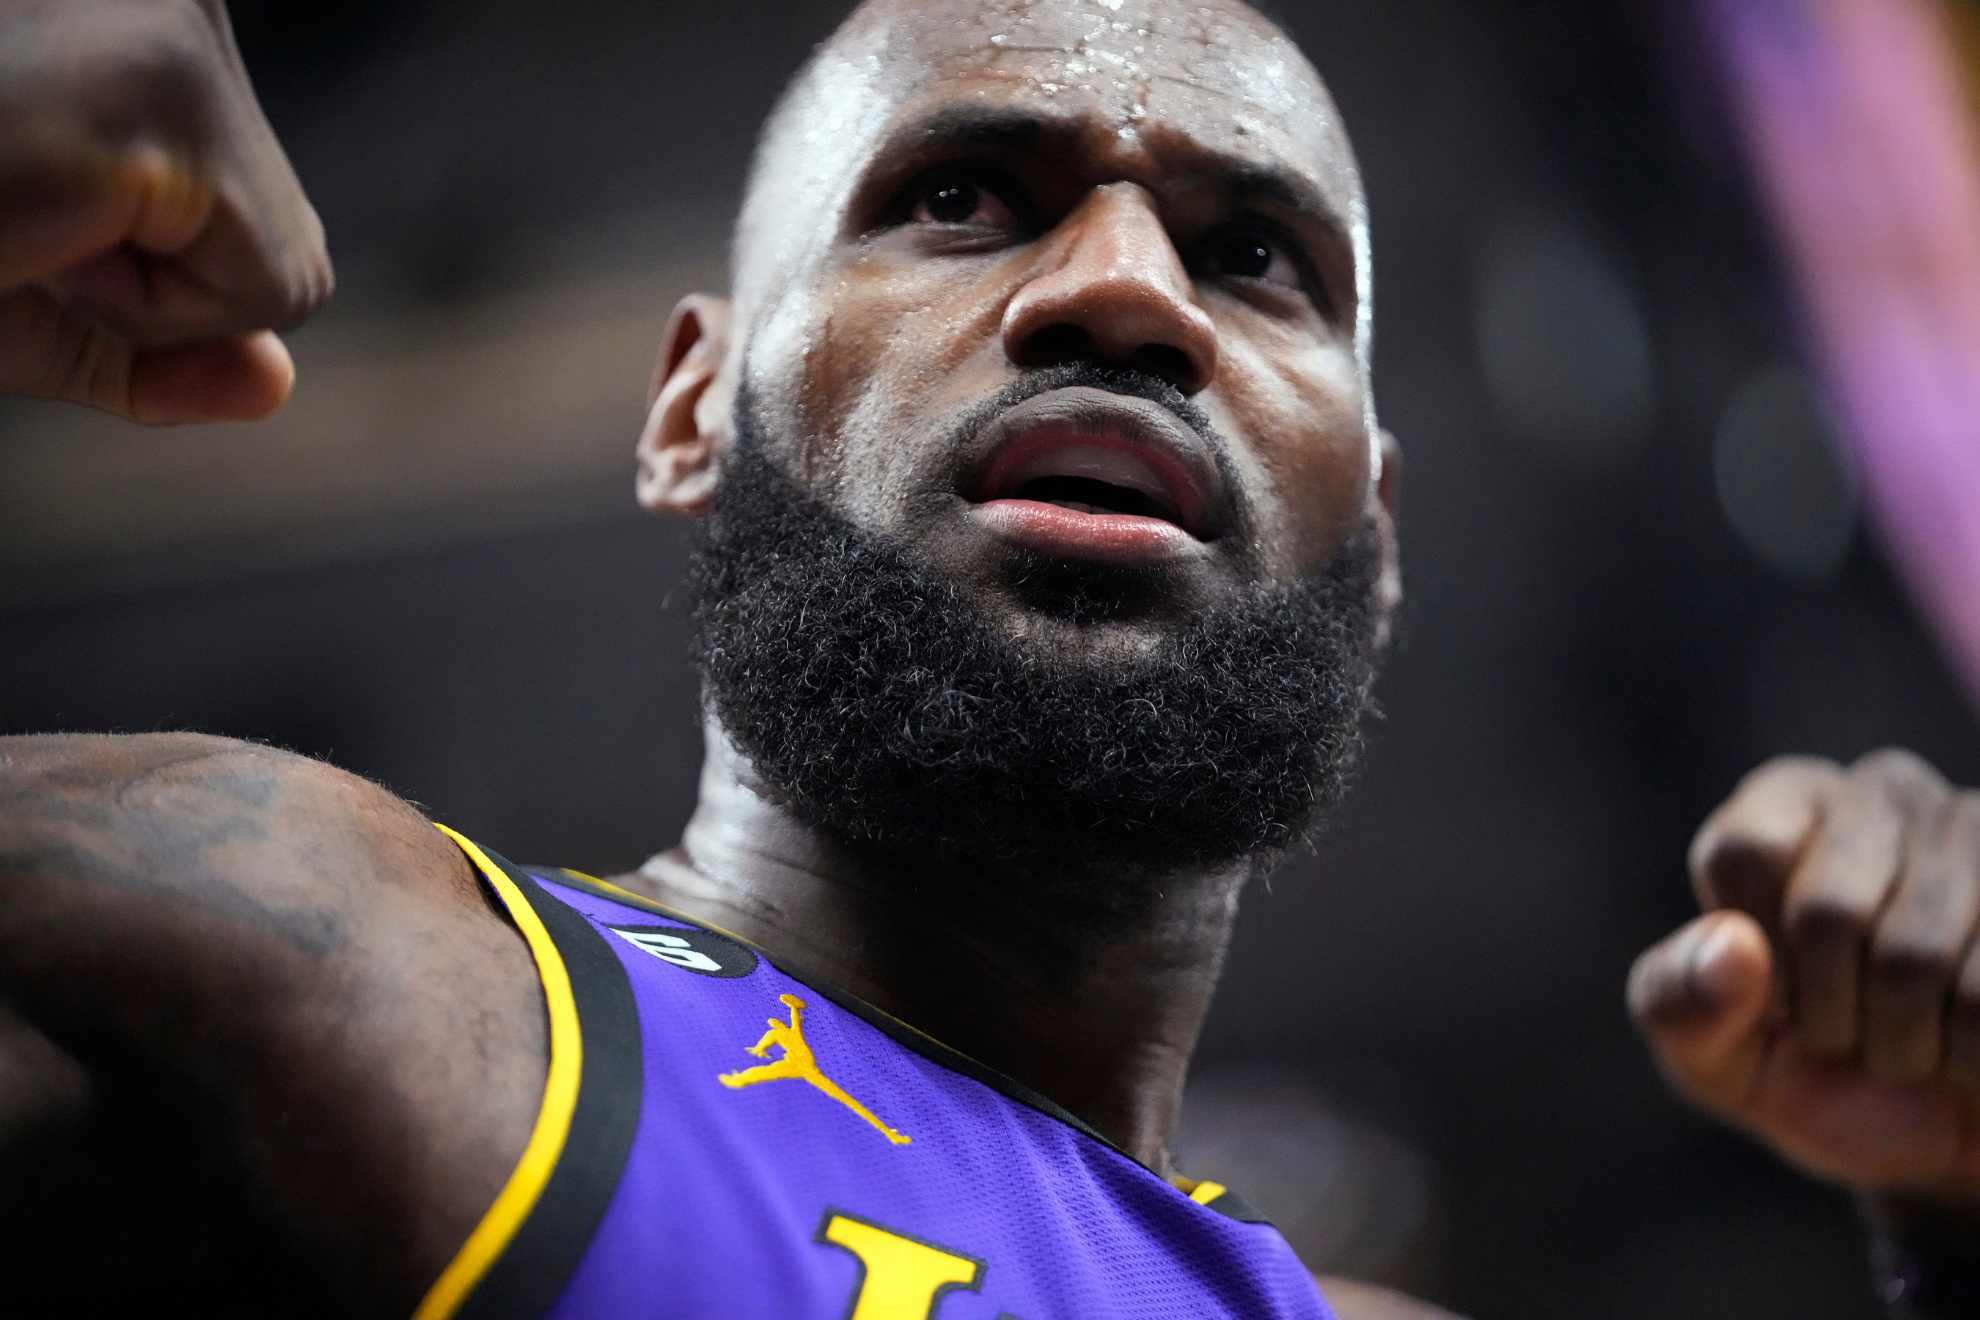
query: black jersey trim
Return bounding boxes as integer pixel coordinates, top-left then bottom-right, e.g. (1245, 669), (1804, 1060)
(1199, 1187), (1271, 1225)
(443, 844), (643, 1320)
(536, 866), (1275, 1229)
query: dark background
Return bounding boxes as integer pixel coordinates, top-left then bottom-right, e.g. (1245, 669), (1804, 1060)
(4, 2), (1976, 1316)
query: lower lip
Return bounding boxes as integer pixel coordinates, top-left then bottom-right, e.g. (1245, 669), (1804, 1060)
(968, 499), (1201, 565)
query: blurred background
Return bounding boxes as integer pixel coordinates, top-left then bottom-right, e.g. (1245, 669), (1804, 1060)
(4, 1), (1978, 1315)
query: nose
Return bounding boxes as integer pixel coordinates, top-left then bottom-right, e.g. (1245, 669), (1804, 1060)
(1000, 184), (1218, 395)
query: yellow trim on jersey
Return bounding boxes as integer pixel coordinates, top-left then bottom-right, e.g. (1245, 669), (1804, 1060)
(414, 824), (583, 1320)
(1186, 1179), (1228, 1207)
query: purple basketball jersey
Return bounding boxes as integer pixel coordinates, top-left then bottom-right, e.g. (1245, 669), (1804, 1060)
(417, 830), (1336, 1320)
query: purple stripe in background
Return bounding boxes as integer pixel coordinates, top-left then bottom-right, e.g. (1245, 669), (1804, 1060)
(1705, 0), (1980, 710)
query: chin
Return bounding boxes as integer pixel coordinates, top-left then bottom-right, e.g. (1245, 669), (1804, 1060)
(991, 606), (1177, 668)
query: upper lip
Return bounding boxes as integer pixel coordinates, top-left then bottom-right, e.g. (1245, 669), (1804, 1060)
(963, 387), (1228, 540)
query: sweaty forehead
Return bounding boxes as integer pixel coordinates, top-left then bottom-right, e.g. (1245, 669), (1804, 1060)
(807, 0), (1360, 216)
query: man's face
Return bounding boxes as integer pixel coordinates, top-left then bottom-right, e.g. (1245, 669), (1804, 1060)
(737, 0), (1379, 656)
(670, 0), (1389, 872)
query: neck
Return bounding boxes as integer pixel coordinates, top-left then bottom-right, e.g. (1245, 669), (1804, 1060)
(626, 720), (1249, 1174)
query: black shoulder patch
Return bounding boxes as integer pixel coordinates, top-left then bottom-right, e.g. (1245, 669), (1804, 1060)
(605, 924), (759, 979)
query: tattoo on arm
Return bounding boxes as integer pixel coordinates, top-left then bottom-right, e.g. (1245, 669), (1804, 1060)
(0, 735), (345, 957)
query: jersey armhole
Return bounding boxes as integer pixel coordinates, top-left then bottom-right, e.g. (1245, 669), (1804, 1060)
(413, 824), (585, 1320)
(413, 828), (645, 1318)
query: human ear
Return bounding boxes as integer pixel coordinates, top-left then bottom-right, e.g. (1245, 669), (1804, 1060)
(1371, 429), (1404, 651)
(635, 294), (733, 516)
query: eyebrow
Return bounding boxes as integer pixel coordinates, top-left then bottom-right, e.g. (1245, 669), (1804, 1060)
(862, 104), (1358, 288)
(876, 105), (1060, 158)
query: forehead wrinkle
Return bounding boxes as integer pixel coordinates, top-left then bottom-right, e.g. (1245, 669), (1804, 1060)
(852, 92), (1359, 290)
(891, 21), (1361, 204)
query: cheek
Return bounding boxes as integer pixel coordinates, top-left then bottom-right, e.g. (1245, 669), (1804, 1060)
(796, 254), (1013, 495)
(1217, 332), (1370, 574)
(742, 286), (836, 482)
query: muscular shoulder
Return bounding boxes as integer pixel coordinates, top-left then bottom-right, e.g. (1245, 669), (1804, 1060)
(0, 730), (491, 1055)
(2, 731), (476, 905)
(0, 733), (545, 1308)
(1319, 1276), (1471, 1320)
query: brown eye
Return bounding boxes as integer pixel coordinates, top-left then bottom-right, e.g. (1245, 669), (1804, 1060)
(1219, 237), (1274, 278)
(906, 172), (1021, 229)
(925, 182), (979, 223)
(1203, 227), (1301, 290)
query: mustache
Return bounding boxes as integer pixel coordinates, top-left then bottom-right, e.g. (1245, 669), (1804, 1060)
(954, 363), (1217, 440)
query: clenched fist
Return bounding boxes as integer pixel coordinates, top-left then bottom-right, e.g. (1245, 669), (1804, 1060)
(0, 0), (331, 423)
(1631, 749), (1980, 1198)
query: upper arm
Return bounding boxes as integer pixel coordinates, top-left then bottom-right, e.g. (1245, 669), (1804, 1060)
(0, 732), (506, 1305)
(0, 733), (478, 1065)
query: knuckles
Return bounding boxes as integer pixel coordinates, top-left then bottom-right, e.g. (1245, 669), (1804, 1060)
(1728, 753), (1844, 803)
(1699, 749), (1980, 1059)
(1688, 755), (1839, 899)
(1850, 747), (1947, 803)
(5, 0), (332, 335)
(279, 223), (335, 329)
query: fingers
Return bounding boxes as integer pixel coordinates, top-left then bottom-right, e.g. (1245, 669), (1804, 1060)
(1690, 755), (1843, 1022)
(1629, 910), (1775, 1116)
(33, 156), (327, 348)
(1787, 751), (1952, 1060)
(1686, 749), (1980, 1074)
(1781, 769), (1910, 1057)
(1864, 795), (1980, 1082)
(0, 285), (292, 423)
(1690, 755), (1841, 927)
(127, 330), (294, 423)
(0, 140), (203, 295)
(0, 0), (331, 397)
(1645, 751), (1980, 1195)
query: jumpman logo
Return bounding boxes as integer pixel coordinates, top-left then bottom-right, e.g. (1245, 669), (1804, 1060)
(718, 994), (912, 1146)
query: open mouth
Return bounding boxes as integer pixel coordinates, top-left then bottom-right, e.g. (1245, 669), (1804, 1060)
(973, 428), (1213, 539)
(1012, 474), (1177, 519)
(989, 449), (1191, 528)
(960, 387), (1227, 565)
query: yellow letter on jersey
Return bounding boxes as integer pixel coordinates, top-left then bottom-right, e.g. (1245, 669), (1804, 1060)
(817, 1211), (985, 1319)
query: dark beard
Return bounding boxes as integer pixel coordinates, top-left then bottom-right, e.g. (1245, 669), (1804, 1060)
(687, 392), (1383, 876)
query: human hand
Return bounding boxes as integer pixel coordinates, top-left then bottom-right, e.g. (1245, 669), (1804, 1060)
(1630, 750), (1980, 1200)
(0, 0), (331, 424)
